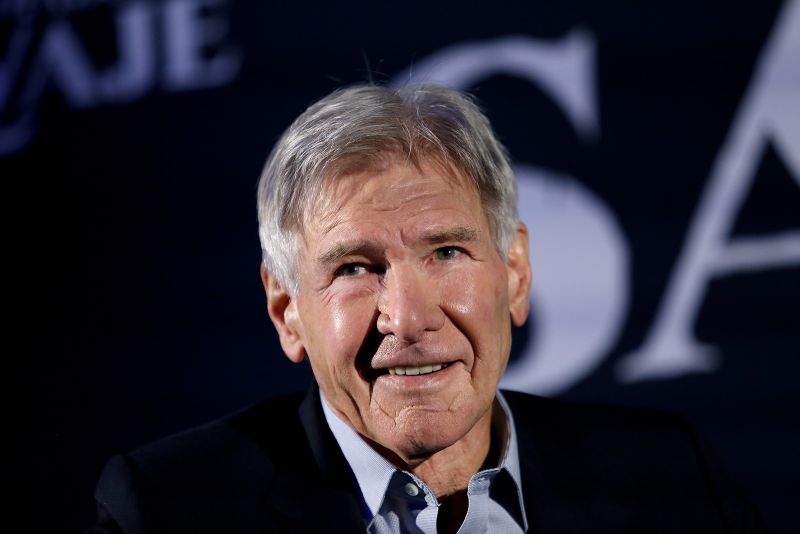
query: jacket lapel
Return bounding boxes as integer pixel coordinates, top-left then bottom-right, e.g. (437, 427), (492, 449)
(506, 391), (589, 533)
(261, 386), (365, 532)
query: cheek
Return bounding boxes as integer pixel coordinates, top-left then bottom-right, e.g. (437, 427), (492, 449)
(331, 306), (350, 340)
(307, 293), (376, 366)
(441, 264), (511, 373)
(441, 267), (506, 324)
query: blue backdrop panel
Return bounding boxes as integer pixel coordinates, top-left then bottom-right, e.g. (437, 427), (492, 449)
(3, 0), (798, 531)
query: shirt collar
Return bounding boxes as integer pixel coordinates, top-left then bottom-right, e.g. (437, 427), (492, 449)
(495, 391), (524, 496)
(320, 392), (402, 517)
(320, 390), (526, 525)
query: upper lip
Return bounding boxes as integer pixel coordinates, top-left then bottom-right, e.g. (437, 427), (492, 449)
(362, 357), (454, 381)
(370, 347), (457, 371)
(359, 335), (460, 378)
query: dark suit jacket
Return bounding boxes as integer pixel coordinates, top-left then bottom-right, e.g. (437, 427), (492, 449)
(88, 388), (765, 533)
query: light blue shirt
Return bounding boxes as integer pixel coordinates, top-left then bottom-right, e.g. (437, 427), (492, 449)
(321, 391), (528, 533)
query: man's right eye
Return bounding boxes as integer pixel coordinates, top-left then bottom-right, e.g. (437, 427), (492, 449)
(335, 264), (368, 277)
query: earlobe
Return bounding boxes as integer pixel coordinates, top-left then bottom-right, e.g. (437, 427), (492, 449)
(506, 222), (532, 327)
(260, 263), (306, 363)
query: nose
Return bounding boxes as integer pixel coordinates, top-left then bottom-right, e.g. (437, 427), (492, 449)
(376, 265), (445, 342)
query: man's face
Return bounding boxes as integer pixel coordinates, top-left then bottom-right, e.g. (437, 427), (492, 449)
(265, 157), (530, 462)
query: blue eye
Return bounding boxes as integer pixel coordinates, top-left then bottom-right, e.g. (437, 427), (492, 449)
(335, 264), (367, 277)
(435, 247), (460, 260)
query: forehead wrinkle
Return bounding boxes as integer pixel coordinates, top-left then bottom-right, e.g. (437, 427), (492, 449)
(367, 172), (464, 212)
(308, 180), (446, 240)
(368, 190), (437, 213)
(311, 154), (476, 222)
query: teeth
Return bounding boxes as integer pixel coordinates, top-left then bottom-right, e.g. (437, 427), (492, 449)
(387, 363), (447, 376)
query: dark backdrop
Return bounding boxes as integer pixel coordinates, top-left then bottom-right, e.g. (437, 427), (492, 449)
(3, 0), (798, 531)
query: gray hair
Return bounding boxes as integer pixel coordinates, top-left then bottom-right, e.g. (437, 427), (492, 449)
(257, 84), (518, 295)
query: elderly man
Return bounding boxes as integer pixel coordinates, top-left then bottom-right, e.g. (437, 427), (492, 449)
(89, 85), (762, 533)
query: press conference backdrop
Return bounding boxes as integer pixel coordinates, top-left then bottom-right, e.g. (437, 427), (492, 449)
(4, 0), (798, 531)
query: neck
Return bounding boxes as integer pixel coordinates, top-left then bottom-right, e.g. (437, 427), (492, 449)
(407, 407), (493, 533)
(402, 405), (494, 497)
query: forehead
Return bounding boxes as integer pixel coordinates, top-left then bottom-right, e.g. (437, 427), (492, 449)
(304, 157), (486, 241)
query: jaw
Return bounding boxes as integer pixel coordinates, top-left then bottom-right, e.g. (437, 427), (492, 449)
(361, 365), (489, 462)
(363, 397), (496, 484)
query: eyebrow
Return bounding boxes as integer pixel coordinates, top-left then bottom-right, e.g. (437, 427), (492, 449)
(316, 226), (479, 266)
(420, 226), (478, 245)
(317, 240), (384, 266)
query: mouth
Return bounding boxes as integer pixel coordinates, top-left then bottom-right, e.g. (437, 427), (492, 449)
(356, 327), (459, 382)
(364, 361), (455, 382)
(386, 362), (451, 376)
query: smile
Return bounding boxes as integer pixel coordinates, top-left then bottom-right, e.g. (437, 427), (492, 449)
(387, 362), (450, 376)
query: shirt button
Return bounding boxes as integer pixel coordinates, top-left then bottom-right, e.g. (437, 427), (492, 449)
(404, 482), (420, 497)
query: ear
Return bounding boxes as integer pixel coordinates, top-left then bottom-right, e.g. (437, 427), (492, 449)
(260, 262), (305, 363)
(506, 222), (532, 327)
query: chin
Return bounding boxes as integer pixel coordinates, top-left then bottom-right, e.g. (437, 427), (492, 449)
(384, 412), (472, 460)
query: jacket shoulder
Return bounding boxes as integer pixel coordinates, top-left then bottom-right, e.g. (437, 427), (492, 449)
(130, 391), (310, 478)
(502, 389), (692, 440)
(501, 389), (708, 485)
(501, 390), (766, 533)
(93, 392), (316, 533)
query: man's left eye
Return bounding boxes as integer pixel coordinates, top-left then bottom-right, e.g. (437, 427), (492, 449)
(434, 246), (461, 260)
